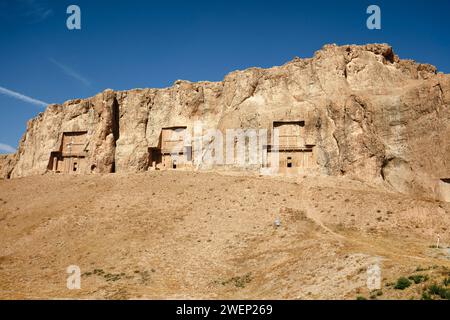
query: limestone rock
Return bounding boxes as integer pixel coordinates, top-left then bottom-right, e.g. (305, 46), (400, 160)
(0, 153), (17, 179)
(5, 43), (450, 200)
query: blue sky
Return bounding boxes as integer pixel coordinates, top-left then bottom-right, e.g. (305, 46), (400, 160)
(0, 0), (449, 153)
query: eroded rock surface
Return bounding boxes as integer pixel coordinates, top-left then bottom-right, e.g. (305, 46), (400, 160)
(0, 154), (17, 179)
(3, 44), (450, 200)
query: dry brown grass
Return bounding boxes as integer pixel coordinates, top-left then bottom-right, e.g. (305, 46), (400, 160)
(0, 171), (449, 299)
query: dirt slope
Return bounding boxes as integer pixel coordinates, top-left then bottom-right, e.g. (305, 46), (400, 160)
(0, 171), (449, 299)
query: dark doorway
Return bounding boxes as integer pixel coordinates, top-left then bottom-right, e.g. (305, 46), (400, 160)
(149, 147), (162, 167)
(287, 156), (292, 168)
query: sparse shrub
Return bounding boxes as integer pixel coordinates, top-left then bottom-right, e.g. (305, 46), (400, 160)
(416, 266), (431, 272)
(443, 290), (450, 300)
(421, 292), (432, 300)
(356, 296), (367, 300)
(408, 274), (429, 284)
(139, 270), (151, 284)
(428, 284), (441, 295)
(428, 284), (450, 300)
(104, 273), (121, 282)
(220, 273), (253, 288)
(233, 273), (252, 288)
(93, 268), (104, 275)
(369, 290), (383, 299)
(443, 277), (450, 286)
(394, 277), (412, 290)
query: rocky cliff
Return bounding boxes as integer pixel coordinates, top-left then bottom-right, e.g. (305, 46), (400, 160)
(1, 43), (449, 199)
(0, 154), (17, 179)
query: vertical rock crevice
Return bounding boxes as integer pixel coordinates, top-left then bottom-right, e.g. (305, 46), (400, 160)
(110, 97), (120, 173)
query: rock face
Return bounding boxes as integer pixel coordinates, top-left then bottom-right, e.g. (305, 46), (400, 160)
(2, 44), (450, 200)
(0, 154), (17, 179)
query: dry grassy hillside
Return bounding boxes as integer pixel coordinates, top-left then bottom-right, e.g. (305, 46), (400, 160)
(0, 171), (449, 300)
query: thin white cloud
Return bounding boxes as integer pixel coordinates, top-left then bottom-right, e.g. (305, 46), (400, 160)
(0, 143), (16, 153)
(0, 86), (49, 107)
(0, 1), (53, 23)
(22, 0), (54, 23)
(33, 8), (53, 22)
(49, 58), (92, 87)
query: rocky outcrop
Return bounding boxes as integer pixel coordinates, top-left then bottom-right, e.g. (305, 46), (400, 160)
(5, 43), (450, 200)
(11, 90), (118, 177)
(0, 153), (17, 179)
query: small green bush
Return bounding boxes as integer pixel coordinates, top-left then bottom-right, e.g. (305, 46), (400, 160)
(394, 277), (412, 290)
(421, 292), (432, 300)
(428, 284), (442, 295)
(356, 296), (367, 300)
(428, 284), (450, 300)
(443, 277), (450, 286)
(408, 274), (429, 284)
(416, 266), (428, 272)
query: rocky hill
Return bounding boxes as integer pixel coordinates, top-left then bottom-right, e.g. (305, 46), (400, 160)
(1, 43), (449, 200)
(1, 172), (449, 299)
